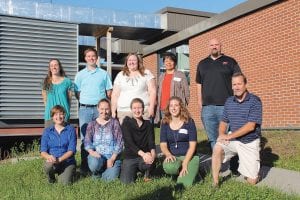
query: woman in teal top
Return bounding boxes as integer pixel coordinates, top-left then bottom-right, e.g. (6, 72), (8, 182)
(42, 59), (73, 127)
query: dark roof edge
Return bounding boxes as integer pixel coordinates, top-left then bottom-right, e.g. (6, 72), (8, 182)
(143, 0), (282, 56)
(157, 7), (216, 17)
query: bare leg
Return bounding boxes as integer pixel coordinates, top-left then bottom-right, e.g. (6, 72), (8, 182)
(211, 144), (224, 186)
(246, 177), (258, 185)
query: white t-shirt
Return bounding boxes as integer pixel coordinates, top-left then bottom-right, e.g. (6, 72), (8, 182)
(114, 69), (154, 112)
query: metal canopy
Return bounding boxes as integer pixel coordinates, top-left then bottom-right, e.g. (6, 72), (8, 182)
(79, 23), (175, 44)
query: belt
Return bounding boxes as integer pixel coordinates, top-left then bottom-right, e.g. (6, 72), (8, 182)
(80, 103), (97, 107)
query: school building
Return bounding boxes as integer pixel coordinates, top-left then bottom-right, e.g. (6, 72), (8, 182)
(0, 0), (298, 135)
(143, 0), (299, 130)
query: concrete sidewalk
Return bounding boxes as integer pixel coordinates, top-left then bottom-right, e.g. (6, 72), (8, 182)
(198, 154), (300, 195)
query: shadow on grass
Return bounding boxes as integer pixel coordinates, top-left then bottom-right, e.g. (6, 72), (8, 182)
(128, 186), (175, 200)
(259, 136), (279, 179)
(197, 140), (212, 155)
(260, 136), (279, 167)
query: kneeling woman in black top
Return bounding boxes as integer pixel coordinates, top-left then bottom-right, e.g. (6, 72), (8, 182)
(120, 98), (156, 183)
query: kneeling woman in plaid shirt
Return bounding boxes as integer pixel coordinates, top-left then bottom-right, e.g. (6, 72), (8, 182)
(84, 98), (123, 181)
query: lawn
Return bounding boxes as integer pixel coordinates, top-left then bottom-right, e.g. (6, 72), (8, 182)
(0, 130), (299, 199)
(156, 129), (300, 172)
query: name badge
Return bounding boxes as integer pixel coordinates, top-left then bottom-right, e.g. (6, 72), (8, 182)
(173, 77), (181, 82)
(179, 129), (188, 134)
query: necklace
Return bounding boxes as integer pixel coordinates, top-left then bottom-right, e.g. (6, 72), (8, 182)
(170, 120), (183, 149)
(173, 131), (179, 148)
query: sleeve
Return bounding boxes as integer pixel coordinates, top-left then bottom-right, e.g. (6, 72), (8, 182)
(74, 73), (81, 92)
(247, 97), (262, 125)
(145, 69), (155, 83)
(112, 119), (124, 154)
(147, 122), (156, 150)
(67, 78), (74, 92)
(180, 72), (190, 105)
(84, 122), (95, 151)
(121, 118), (140, 155)
(160, 123), (168, 143)
(105, 72), (113, 90)
(195, 62), (202, 84)
(232, 58), (241, 73)
(157, 73), (163, 95)
(40, 129), (49, 153)
(67, 126), (77, 153)
(113, 72), (122, 86)
(222, 98), (230, 123)
(188, 119), (197, 142)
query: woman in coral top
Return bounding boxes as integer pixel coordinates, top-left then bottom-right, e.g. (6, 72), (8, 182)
(155, 52), (189, 124)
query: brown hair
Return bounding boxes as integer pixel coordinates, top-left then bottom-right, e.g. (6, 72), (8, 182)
(232, 72), (247, 84)
(84, 47), (97, 57)
(130, 98), (145, 110)
(122, 53), (145, 76)
(97, 98), (111, 108)
(42, 59), (66, 91)
(50, 105), (66, 118)
(162, 96), (191, 124)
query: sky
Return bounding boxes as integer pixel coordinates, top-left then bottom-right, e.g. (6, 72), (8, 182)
(46, 0), (247, 14)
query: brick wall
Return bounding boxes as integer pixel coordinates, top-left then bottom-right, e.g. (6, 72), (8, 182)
(143, 54), (158, 78)
(189, 0), (300, 129)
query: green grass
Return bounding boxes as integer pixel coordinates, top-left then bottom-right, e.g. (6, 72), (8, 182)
(156, 129), (300, 172)
(0, 130), (299, 199)
(0, 158), (299, 200)
(260, 130), (300, 171)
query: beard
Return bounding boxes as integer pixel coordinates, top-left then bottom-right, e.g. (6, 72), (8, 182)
(211, 49), (221, 58)
(211, 52), (219, 58)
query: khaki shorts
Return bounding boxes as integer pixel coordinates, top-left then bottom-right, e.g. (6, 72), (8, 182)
(217, 138), (260, 179)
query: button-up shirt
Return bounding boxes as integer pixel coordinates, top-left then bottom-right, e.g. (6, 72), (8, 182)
(40, 124), (77, 165)
(84, 118), (123, 159)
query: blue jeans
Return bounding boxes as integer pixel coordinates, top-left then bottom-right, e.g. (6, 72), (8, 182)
(79, 106), (99, 140)
(201, 105), (224, 149)
(79, 106), (99, 172)
(88, 155), (121, 181)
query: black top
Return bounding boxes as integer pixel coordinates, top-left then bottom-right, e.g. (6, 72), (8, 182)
(121, 116), (156, 159)
(195, 55), (241, 105)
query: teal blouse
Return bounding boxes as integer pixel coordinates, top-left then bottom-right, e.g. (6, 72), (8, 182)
(44, 78), (73, 121)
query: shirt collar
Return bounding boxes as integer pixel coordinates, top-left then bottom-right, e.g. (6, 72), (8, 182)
(208, 54), (224, 61)
(233, 91), (250, 103)
(85, 65), (99, 73)
(49, 124), (70, 132)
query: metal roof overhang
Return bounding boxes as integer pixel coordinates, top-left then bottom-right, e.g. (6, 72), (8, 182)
(79, 23), (176, 45)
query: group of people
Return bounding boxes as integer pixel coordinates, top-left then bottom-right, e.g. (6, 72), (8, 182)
(40, 38), (262, 189)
